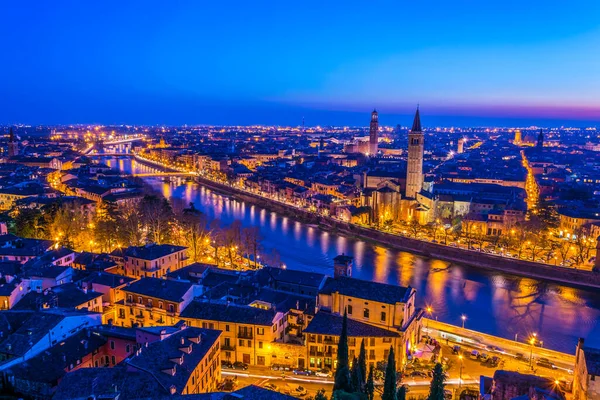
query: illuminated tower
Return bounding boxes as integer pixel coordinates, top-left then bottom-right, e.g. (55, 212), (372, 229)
(369, 109), (378, 155)
(537, 129), (544, 148)
(8, 128), (18, 157)
(457, 138), (465, 154)
(514, 129), (522, 145)
(405, 107), (424, 199)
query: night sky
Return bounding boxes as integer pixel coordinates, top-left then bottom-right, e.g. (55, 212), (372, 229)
(2, 1), (600, 126)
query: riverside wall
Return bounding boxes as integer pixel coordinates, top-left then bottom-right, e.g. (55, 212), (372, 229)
(195, 176), (600, 290)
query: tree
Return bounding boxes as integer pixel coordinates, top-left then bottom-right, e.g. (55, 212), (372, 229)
(140, 194), (173, 244)
(397, 385), (407, 400)
(572, 227), (596, 266)
(365, 365), (374, 400)
(174, 204), (210, 262)
(334, 310), (351, 393)
(13, 208), (46, 238)
(117, 202), (144, 246)
(427, 363), (446, 400)
(382, 346), (396, 400)
(314, 389), (328, 400)
(357, 339), (367, 392)
(350, 356), (360, 393)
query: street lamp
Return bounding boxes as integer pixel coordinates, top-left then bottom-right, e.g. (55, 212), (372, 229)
(426, 306), (433, 334)
(461, 314), (467, 329)
(458, 354), (463, 389)
(529, 333), (537, 369)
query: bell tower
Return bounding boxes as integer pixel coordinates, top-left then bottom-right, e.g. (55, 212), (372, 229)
(405, 107), (424, 199)
(369, 109), (378, 156)
(333, 254), (353, 278)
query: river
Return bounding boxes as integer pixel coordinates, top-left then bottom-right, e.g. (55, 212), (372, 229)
(103, 157), (600, 354)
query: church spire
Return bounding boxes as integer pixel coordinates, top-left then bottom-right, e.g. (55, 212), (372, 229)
(410, 107), (421, 132)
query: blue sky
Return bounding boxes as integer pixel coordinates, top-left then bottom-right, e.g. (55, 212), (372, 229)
(1, 1), (600, 126)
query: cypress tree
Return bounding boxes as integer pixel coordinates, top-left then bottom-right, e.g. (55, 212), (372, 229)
(350, 356), (360, 392)
(358, 339), (367, 391)
(397, 385), (407, 400)
(427, 363), (446, 400)
(334, 310), (351, 393)
(382, 346), (396, 400)
(365, 365), (375, 400)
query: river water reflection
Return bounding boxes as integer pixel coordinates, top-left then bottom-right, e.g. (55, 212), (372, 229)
(104, 157), (600, 353)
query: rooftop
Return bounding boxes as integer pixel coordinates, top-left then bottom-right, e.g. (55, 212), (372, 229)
(304, 311), (400, 337)
(320, 276), (412, 304)
(181, 300), (276, 326)
(124, 244), (187, 261)
(127, 326), (221, 394)
(123, 277), (195, 303)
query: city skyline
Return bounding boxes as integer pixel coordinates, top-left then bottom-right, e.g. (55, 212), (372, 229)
(2, 1), (600, 126)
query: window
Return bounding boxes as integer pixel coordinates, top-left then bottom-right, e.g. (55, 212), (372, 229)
(257, 327), (264, 335)
(111, 356), (116, 365)
(363, 308), (370, 318)
(380, 311), (386, 322)
(168, 304), (175, 312)
(258, 342), (263, 349)
(238, 339), (244, 347)
(370, 337), (375, 346)
(225, 325), (230, 332)
(138, 296), (142, 304)
(347, 305), (353, 315)
(126, 344), (130, 353)
(159, 302), (163, 309)
(110, 341), (115, 350)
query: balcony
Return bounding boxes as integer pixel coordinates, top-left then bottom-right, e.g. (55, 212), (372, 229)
(237, 331), (253, 339)
(221, 343), (236, 351)
(135, 314), (145, 320)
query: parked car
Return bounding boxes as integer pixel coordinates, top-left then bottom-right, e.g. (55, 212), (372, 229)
(489, 356), (501, 367)
(536, 358), (556, 369)
(294, 386), (308, 397)
(515, 353), (524, 360)
(233, 361), (248, 370)
(470, 350), (480, 360)
(263, 383), (278, 392)
(315, 369), (332, 378)
(452, 345), (461, 355)
(221, 360), (233, 369)
(479, 353), (490, 362)
(293, 369), (312, 376)
(444, 389), (453, 399)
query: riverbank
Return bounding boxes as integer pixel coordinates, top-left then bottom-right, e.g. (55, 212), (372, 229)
(194, 175), (600, 291)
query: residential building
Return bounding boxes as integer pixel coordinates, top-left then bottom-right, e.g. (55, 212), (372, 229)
(181, 300), (284, 367)
(573, 338), (600, 400)
(126, 325), (222, 395)
(123, 244), (188, 278)
(117, 277), (199, 327)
